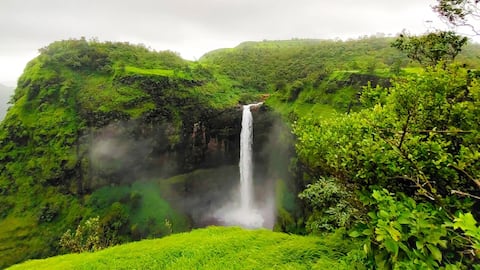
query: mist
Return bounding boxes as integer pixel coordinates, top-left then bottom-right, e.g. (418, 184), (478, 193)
(0, 84), (14, 121)
(194, 108), (294, 229)
(81, 106), (294, 230)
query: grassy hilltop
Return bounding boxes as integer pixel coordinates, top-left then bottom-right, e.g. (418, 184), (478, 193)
(9, 226), (364, 270)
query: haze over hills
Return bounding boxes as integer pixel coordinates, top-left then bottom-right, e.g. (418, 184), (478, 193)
(0, 83), (13, 121)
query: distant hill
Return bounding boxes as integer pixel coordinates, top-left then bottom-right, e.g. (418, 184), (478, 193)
(200, 37), (480, 92)
(0, 83), (13, 121)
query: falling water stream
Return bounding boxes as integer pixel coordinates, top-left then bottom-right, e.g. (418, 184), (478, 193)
(239, 103), (255, 211)
(214, 103), (264, 228)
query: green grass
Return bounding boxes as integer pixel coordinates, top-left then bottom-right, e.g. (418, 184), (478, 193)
(0, 190), (86, 268)
(124, 66), (191, 79)
(265, 94), (339, 121)
(0, 216), (37, 267)
(122, 64), (262, 110)
(9, 226), (365, 270)
(78, 74), (155, 117)
(265, 69), (398, 121)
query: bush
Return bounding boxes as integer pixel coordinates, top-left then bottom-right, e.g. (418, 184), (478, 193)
(60, 216), (103, 253)
(294, 64), (480, 268)
(299, 177), (361, 232)
(351, 189), (480, 268)
(60, 203), (129, 253)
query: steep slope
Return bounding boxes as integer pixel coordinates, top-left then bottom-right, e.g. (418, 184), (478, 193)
(9, 226), (364, 270)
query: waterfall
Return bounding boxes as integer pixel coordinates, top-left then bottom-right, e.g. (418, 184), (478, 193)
(239, 104), (254, 211)
(213, 102), (264, 228)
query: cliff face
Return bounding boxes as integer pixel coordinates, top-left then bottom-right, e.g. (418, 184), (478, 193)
(0, 39), (266, 192)
(78, 102), (245, 191)
(77, 75), (250, 191)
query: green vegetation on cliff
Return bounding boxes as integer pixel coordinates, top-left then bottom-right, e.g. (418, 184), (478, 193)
(0, 38), (263, 268)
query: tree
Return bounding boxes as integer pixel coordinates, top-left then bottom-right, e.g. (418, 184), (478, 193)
(294, 65), (480, 267)
(434, 0), (480, 34)
(392, 31), (468, 67)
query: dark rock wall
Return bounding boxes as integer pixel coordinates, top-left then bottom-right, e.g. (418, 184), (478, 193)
(82, 104), (277, 190)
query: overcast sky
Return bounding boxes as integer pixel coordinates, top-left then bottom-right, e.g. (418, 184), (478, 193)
(0, 0), (444, 86)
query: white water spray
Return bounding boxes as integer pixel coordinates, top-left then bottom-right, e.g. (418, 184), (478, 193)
(214, 103), (264, 228)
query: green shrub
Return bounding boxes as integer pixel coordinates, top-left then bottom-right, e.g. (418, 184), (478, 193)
(60, 216), (103, 253)
(299, 177), (361, 232)
(352, 189), (449, 268)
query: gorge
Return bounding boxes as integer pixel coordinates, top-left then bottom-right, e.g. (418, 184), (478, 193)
(2, 36), (480, 269)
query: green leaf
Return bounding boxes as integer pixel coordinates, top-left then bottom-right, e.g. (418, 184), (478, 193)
(454, 212), (477, 231)
(385, 238), (399, 257)
(363, 243), (371, 255)
(375, 232), (385, 242)
(398, 242), (411, 254)
(427, 244), (442, 262)
(416, 240), (424, 250)
(397, 215), (410, 225)
(379, 210), (389, 219)
(387, 226), (402, 241)
(362, 228), (373, 236)
(438, 240), (447, 249)
(348, 230), (361, 238)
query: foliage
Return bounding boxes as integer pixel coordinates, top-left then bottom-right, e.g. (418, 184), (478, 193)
(60, 216), (104, 253)
(434, 0), (480, 34)
(58, 181), (190, 253)
(274, 178), (306, 234)
(87, 181), (189, 240)
(392, 31), (468, 67)
(201, 36), (406, 92)
(299, 177), (361, 232)
(38, 38), (111, 72)
(10, 226), (366, 270)
(37, 202), (60, 223)
(352, 189), (450, 269)
(295, 64), (480, 199)
(446, 212), (480, 259)
(0, 38), (262, 266)
(293, 64), (480, 267)
(350, 190), (480, 268)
